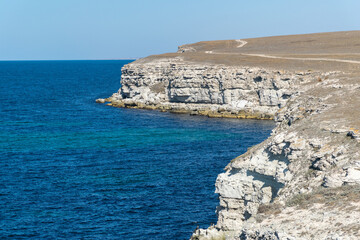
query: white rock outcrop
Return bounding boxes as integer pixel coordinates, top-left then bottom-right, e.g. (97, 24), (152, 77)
(108, 59), (323, 120)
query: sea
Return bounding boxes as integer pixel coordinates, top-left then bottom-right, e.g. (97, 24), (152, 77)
(0, 60), (274, 239)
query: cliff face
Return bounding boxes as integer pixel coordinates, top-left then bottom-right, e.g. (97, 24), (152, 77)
(109, 60), (324, 120)
(208, 79), (360, 239)
(100, 31), (360, 239)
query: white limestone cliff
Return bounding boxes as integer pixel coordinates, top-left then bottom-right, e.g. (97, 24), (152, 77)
(98, 34), (360, 239)
(105, 59), (325, 120)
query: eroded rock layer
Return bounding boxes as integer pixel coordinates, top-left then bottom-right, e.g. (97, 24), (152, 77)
(105, 59), (328, 120)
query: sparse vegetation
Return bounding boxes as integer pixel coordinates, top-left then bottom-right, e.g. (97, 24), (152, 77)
(257, 203), (283, 215)
(286, 185), (360, 209)
(256, 203), (283, 223)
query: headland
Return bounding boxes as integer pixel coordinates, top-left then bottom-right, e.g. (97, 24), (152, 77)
(98, 31), (360, 239)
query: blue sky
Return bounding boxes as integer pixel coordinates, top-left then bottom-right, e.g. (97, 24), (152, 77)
(0, 0), (359, 60)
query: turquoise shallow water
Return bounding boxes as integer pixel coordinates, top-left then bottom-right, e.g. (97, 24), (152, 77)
(0, 60), (274, 239)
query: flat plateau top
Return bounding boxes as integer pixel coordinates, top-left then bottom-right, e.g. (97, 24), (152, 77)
(137, 31), (360, 73)
(130, 31), (360, 133)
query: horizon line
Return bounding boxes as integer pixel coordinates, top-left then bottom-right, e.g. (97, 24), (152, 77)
(0, 58), (138, 61)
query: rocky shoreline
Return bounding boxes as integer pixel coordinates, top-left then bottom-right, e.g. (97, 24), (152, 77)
(99, 31), (360, 239)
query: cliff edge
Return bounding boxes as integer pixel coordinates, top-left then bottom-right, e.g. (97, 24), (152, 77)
(100, 31), (360, 239)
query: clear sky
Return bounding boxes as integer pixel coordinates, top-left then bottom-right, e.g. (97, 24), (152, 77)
(0, 0), (359, 60)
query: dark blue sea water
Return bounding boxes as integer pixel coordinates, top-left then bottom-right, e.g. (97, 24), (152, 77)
(0, 60), (274, 239)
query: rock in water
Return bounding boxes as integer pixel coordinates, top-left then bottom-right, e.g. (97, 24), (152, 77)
(95, 98), (106, 103)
